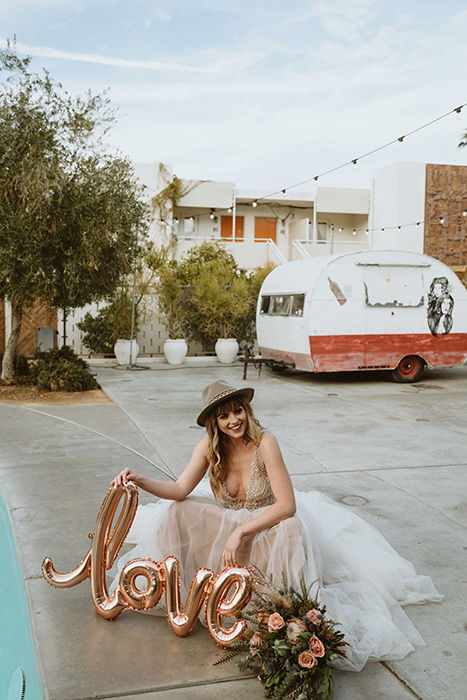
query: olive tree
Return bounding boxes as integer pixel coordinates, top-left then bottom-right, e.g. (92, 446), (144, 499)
(0, 45), (148, 382)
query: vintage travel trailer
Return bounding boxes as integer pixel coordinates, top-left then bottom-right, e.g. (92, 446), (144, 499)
(256, 250), (467, 382)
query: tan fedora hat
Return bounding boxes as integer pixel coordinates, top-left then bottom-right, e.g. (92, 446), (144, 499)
(196, 380), (255, 426)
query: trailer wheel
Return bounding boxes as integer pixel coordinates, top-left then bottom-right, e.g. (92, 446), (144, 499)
(391, 355), (425, 383)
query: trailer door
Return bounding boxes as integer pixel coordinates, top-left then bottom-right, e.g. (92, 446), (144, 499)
(359, 264), (426, 367)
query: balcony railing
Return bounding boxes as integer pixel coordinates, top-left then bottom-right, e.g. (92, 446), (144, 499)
(175, 235), (287, 268)
(293, 238), (369, 259)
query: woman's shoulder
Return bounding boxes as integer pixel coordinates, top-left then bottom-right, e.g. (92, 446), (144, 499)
(194, 434), (210, 455)
(258, 431), (280, 451)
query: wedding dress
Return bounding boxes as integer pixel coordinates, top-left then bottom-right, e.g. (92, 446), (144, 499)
(111, 440), (442, 672)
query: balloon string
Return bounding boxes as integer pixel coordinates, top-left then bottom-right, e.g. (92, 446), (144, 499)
(115, 401), (177, 479)
(1, 402), (177, 482)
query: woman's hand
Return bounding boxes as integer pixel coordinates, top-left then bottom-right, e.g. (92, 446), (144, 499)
(110, 468), (139, 488)
(222, 528), (244, 568)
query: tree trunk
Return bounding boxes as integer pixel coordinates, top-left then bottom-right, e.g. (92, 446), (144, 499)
(1, 300), (23, 384)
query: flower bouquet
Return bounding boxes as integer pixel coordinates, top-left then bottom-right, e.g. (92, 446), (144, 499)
(215, 570), (347, 699)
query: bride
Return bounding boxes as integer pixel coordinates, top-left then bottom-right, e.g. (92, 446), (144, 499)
(111, 380), (442, 672)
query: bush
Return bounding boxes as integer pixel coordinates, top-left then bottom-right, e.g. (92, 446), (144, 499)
(30, 346), (98, 392)
(77, 289), (136, 354)
(155, 243), (276, 350)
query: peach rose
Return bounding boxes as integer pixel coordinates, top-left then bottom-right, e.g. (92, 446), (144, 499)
(249, 631), (262, 656)
(257, 610), (269, 625)
(309, 635), (325, 658)
(298, 650), (317, 669)
(285, 617), (307, 644)
(306, 609), (322, 626)
(267, 612), (285, 631)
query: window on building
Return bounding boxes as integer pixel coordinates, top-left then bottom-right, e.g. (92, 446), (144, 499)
(183, 217), (195, 234)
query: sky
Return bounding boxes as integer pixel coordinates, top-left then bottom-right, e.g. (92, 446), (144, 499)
(1, 0), (466, 193)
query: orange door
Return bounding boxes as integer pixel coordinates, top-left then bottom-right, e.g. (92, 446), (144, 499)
(221, 216), (244, 239)
(254, 217), (276, 242)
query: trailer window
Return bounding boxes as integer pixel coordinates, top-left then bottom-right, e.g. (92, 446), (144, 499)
(269, 295), (292, 315)
(363, 267), (424, 308)
(291, 294), (305, 316)
(260, 296), (271, 314)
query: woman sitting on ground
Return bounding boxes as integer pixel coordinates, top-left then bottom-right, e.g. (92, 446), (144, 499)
(111, 380), (442, 672)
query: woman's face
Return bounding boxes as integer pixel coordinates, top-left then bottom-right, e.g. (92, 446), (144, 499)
(216, 405), (247, 439)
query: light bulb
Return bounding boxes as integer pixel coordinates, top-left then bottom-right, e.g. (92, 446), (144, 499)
(227, 208), (232, 214)
(463, 209), (467, 216)
(282, 189), (287, 197)
(455, 106), (462, 121)
(252, 200), (258, 207)
(439, 217), (444, 224)
(352, 229), (356, 235)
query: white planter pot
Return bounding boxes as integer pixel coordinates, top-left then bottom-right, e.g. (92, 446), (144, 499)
(163, 338), (188, 365)
(215, 338), (239, 364)
(114, 339), (139, 366)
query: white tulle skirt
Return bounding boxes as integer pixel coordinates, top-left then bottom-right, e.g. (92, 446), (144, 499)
(110, 481), (443, 672)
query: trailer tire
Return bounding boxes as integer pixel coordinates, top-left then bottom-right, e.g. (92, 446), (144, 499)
(391, 355), (425, 383)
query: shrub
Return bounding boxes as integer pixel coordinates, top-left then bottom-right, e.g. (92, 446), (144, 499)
(77, 289), (136, 354)
(30, 346), (98, 392)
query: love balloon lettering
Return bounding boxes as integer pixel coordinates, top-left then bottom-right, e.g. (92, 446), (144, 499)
(42, 484), (253, 647)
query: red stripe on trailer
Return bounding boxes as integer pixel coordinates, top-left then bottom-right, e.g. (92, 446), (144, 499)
(309, 332), (467, 372)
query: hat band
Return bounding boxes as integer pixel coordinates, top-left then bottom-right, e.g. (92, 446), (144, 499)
(205, 387), (239, 408)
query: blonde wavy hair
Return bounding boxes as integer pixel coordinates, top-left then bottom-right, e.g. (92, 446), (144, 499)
(205, 396), (263, 500)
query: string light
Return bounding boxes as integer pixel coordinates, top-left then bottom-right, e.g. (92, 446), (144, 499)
(174, 103), (467, 236)
(209, 209), (215, 220)
(439, 216), (445, 224)
(246, 103), (467, 204)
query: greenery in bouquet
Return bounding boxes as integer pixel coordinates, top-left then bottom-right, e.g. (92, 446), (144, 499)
(216, 570), (347, 699)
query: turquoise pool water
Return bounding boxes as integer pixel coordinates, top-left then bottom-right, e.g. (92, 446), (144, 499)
(0, 493), (43, 699)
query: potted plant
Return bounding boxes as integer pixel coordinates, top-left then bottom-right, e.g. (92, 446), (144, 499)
(77, 288), (139, 365)
(191, 263), (251, 364)
(156, 263), (188, 365)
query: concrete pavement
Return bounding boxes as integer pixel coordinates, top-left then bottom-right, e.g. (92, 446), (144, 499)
(1, 361), (466, 699)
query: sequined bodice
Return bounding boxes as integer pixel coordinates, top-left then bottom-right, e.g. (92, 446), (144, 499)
(219, 444), (276, 511)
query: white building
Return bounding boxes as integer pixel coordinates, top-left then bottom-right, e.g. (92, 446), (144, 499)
(7, 161), (463, 357)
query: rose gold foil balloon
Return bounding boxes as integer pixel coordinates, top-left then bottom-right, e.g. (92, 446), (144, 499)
(42, 484), (139, 620)
(119, 558), (165, 610)
(205, 567), (253, 646)
(163, 556), (215, 637)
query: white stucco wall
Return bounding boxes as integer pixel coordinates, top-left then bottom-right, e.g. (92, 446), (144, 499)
(370, 162), (426, 252)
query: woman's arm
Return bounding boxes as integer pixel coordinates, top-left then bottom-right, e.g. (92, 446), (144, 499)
(110, 436), (209, 501)
(222, 432), (296, 566)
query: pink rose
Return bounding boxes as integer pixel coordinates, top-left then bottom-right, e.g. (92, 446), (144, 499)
(249, 631), (262, 655)
(309, 635), (325, 658)
(267, 612), (285, 631)
(298, 650), (317, 669)
(257, 610), (269, 625)
(285, 617), (307, 644)
(306, 609), (322, 625)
